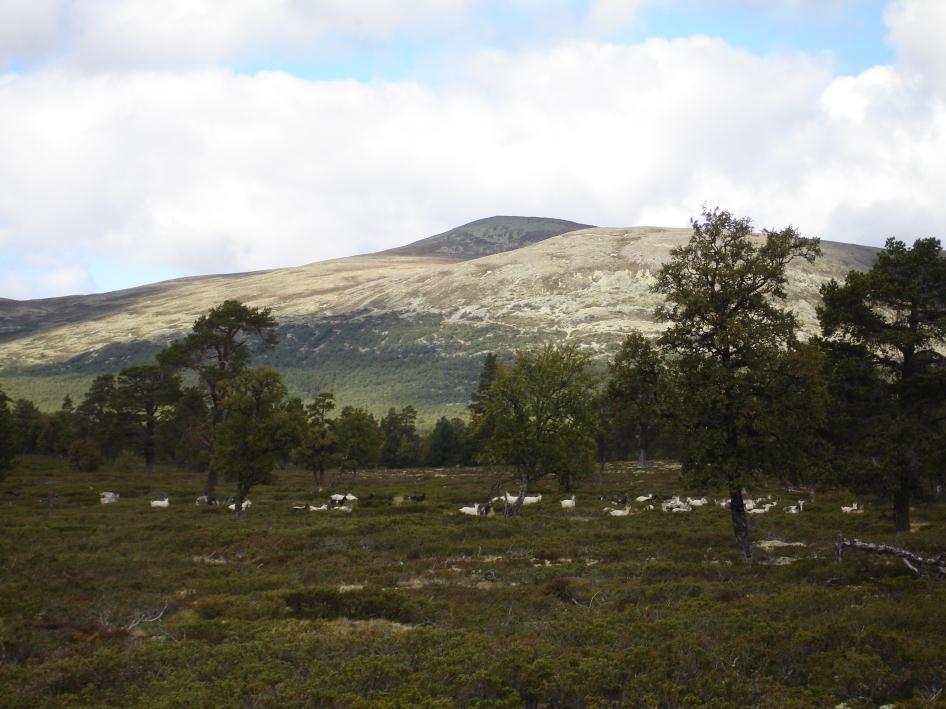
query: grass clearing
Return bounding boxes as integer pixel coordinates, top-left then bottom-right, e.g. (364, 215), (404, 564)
(1, 456), (944, 707)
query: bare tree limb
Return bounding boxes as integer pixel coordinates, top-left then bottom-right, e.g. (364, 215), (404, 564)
(835, 532), (946, 578)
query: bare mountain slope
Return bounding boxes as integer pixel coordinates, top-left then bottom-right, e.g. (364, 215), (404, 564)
(0, 226), (876, 370)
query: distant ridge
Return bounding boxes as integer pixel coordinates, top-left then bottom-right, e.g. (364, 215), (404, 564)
(384, 215), (593, 260)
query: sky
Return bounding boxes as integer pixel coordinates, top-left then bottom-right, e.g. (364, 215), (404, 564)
(1, 0), (945, 299)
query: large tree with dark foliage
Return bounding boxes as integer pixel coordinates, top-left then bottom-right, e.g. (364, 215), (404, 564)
(819, 237), (946, 532)
(113, 365), (182, 472)
(334, 406), (383, 477)
(0, 388), (16, 479)
(158, 300), (278, 500)
(425, 417), (472, 467)
(380, 406), (421, 468)
(212, 367), (301, 514)
(606, 332), (667, 464)
(474, 343), (598, 512)
(653, 206), (825, 560)
(293, 391), (338, 485)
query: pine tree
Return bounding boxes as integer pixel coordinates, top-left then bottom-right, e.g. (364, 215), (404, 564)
(819, 237), (946, 532)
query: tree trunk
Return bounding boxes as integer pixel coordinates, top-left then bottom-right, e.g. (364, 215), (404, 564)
(507, 475), (528, 517)
(637, 424), (648, 464)
(729, 488), (753, 561)
(145, 413), (156, 474)
(144, 447), (156, 474)
(317, 462), (325, 486)
(893, 487), (910, 533)
(205, 467), (218, 502)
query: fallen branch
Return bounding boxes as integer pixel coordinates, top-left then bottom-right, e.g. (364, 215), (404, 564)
(835, 533), (946, 578)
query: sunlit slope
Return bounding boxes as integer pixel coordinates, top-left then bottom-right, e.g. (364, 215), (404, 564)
(0, 227), (878, 369)
(0, 225), (878, 418)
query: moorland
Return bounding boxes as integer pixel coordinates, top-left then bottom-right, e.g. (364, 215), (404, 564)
(1, 456), (944, 707)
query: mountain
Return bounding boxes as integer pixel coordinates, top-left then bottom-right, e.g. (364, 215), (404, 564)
(383, 216), (594, 259)
(0, 221), (879, 420)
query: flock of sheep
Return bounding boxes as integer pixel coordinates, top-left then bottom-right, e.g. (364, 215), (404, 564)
(97, 488), (864, 518)
(459, 492), (865, 518)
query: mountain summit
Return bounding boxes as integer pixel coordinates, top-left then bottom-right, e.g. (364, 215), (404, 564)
(384, 216), (593, 259)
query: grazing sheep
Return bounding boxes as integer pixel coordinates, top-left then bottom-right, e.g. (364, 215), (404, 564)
(841, 502), (862, 514)
(150, 497), (170, 508)
(560, 496), (576, 509)
(195, 495), (210, 505)
(290, 504), (310, 512)
(522, 494), (542, 505)
(635, 494), (653, 503)
(227, 499), (252, 511)
(100, 492), (119, 504)
(608, 506), (632, 517)
(661, 496), (685, 512)
(671, 504), (692, 513)
(309, 504), (329, 511)
(686, 497), (708, 507)
(784, 500), (805, 514)
(459, 504), (482, 516)
(332, 504), (353, 513)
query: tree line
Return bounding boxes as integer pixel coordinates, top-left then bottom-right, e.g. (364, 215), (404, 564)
(1, 207), (945, 551)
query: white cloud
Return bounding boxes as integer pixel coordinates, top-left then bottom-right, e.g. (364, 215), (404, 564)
(0, 0), (474, 70)
(885, 0), (946, 96)
(1, 1), (945, 298)
(2, 31), (946, 299)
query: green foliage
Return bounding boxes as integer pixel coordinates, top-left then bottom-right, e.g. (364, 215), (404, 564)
(293, 392), (338, 484)
(380, 406), (421, 468)
(11, 398), (42, 454)
(285, 587), (432, 624)
(67, 437), (104, 472)
(334, 406), (383, 472)
(212, 368), (301, 508)
(35, 409), (76, 456)
(653, 206), (825, 558)
(605, 332), (668, 463)
(74, 374), (123, 460)
(819, 237), (946, 531)
(113, 365), (182, 472)
(159, 300), (279, 498)
(0, 387), (16, 478)
(475, 344), (598, 497)
(424, 417), (473, 467)
(158, 386), (210, 470)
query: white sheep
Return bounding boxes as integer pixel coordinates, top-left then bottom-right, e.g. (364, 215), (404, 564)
(522, 494), (542, 505)
(227, 499), (252, 511)
(100, 491), (119, 504)
(608, 506), (632, 517)
(686, 497), (708, 507)
(560, 496), (576, 509)
(635, 494), (653, 503)
(459, 504), (482, 516)
(784, 500), (805, 514)
(841, 502), (862, 514)
(150, 497), (170, 508)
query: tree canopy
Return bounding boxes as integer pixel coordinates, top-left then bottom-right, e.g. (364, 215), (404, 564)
(819, 237), (946, 531)
(474, 344), (597, 511)
(653, 206), (824, 559)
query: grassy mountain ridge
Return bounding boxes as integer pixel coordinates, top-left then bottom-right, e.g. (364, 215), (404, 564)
(0, 221), (879, 420)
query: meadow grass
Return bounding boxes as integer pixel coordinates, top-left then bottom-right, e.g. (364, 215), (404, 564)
(0, 456), (944, 707)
